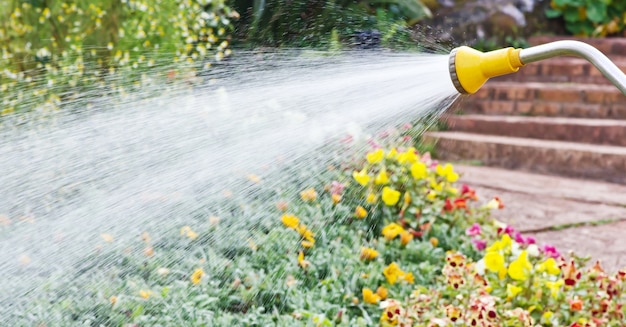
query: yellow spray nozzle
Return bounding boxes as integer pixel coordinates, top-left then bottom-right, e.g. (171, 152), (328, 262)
(449, 46), (525, 94)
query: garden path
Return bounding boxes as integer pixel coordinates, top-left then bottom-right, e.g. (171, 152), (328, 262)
(457, 164), (626, 272)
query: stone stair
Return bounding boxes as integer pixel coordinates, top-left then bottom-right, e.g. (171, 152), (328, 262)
(425, 36), (626, 184)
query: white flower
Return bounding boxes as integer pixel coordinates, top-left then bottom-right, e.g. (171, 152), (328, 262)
(527, 244), (540, 257)
(475, 258), (486, 275)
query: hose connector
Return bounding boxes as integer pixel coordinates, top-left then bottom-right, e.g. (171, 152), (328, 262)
(449, 46), (525, 94)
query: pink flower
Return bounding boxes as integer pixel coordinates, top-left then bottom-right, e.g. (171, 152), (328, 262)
(402, 123), (412, 130)
(542, 244), (561, 259)
(497, 225), (516, 236)
(472, 238), (487, 251)
(514, 232), (525, 244)
(402, 135), (412, 142)
(465, 223), (482, 237)
(330, 181), (345, 195)
(368, 139), (381, 149)
(525, 236), (536, 245)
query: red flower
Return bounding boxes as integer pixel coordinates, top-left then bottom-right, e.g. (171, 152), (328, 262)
(461, 184), (478, 201)
(443, 199), (455, 212)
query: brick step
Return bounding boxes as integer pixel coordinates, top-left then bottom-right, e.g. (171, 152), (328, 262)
(528, 36), (626, 60)
(493, 57), (626, 85)
(423, 131), (626, 184)
(454, 81), (626, 119)
(443, 115), (626, 146)
(472, 81), (625, 105)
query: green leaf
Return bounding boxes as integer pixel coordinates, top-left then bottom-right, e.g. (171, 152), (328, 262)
(563, 7), (581, 22)
(544, 8), (563, 18)
(369, 0), (432, 24)
(586, 1), (608, 23)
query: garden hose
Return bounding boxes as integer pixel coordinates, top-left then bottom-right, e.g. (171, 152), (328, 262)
(449, 40), (626, 95)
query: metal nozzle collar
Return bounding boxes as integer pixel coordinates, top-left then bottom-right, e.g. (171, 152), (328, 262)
(448, 48), (467, 94)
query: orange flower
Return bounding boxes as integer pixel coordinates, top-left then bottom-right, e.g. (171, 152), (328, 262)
(354, 206), (367, 219)
(376, 286), (388, 300)
(400, 231), (413, 246)
(429, 237), (439, 247)
(360, 247), (379, 261)
(331, 194), (341, 204)
(144, 246), (154, 257)
(569, 298), (583, 311)
(300, 188), (317, 202)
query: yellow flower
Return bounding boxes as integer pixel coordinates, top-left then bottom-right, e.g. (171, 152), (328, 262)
(397, 147), (418, 164)
(382, 223), (405, 241)
(352, 169), (370, 186)
(281, 214), (299, 229)
(109, 295), (118, 305)
(430, 237), (439, 247)
(508, 251), (532, 281)
(247, 174), (261, 183)
(298, 250), (310, 269)
(375, 169), (389, 185)
(360, 247), (379, 261)
(507, 284), (523, 299)
(542, 311), (554, 321)
(376, 286), (388, 300)
(383, 262), (403, 284)
(300, 188), (317, 201)
(366, 149), (384, 164)
(301, 240), (314, 248)
(428, 176), (444, 193)
(180, 226), (198, 240)
(403, 272), (414, 284)
(190, 268), (204, 285)
(366, 192), (377, 204)
(410, 162), (428, 180)
(426, 190), (437, 201)
(386, 148), (398, 159)
(332, 194), (341, 204)
(296, 225), (315, 243)
(400, 231), (413, 246)
(139, 290), (151, 299)
(381, 187), (401, 206)
(101, 233), (114, 243)
(537, 258), (561, 276)
(484, 251), (506, 273)
(436, 163), (459, 182)
(487, 234), (512, 253)
(354, 206), (367, 219)
(362, 287), (381, 304)
(545, 279), (564, 299)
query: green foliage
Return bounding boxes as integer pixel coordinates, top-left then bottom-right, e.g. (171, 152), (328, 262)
(229, 0), (431, 48)
(0, 0), (237, 115)
(6, 125), (626, 326)
(545, 0), (626, 37)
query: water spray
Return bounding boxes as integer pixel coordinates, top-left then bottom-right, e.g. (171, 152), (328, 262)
(449, 40), (626, 95)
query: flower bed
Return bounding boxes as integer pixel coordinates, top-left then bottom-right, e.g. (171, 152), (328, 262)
(14, 129), (625, 326)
